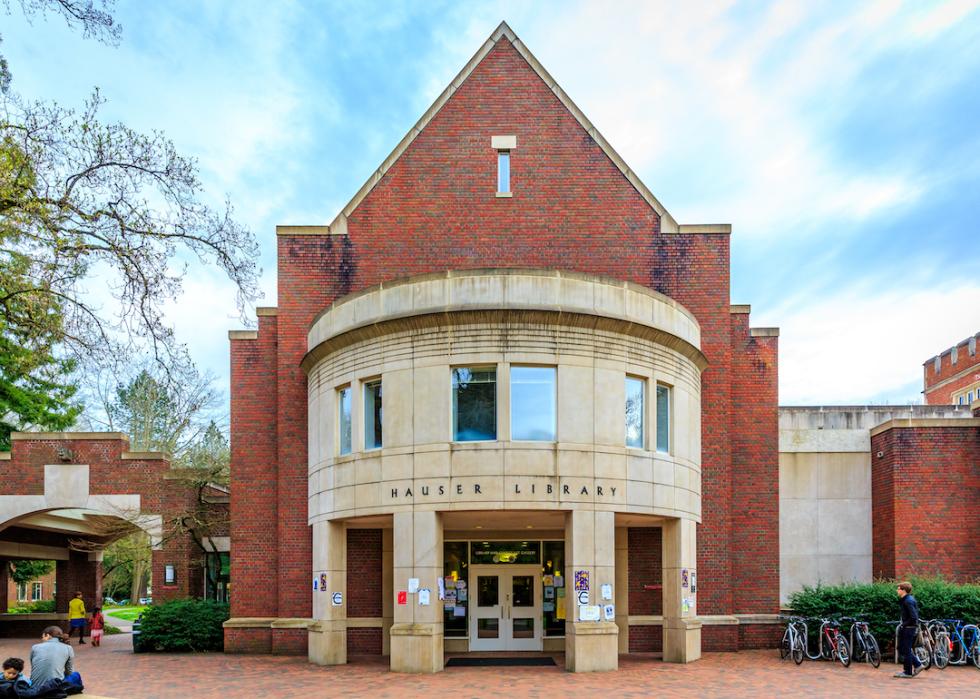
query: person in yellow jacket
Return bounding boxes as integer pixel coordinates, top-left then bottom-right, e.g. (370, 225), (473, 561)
(67, 592), (87, 645)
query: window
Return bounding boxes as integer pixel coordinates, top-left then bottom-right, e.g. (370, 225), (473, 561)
(511, 366), (556, 441)
(656, 384), (671, 453)
(17, 583), (26, 601)
(970, 391), (975, 403)
(32, 582), (42, 601)
(453, 368), (496, 441)
(338, 386), (352, 455)
(364, 380), (383, 450)
(497, 151), (510, 193)
(165, 564), (176, 585)
(625, 376), (645, 448)
(959, 395), (965, 405)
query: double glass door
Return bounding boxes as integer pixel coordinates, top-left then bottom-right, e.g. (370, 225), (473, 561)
(468, 565), (542, 651)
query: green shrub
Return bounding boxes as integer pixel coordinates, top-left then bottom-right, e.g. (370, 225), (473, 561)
(6, 600), (56, 614)
(789, 578), (980, 653)
(137, 598), (229, 652)
(104, 624), (122, 635)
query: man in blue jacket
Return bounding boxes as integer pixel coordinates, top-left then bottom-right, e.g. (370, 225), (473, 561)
(894, 581), (922, 678)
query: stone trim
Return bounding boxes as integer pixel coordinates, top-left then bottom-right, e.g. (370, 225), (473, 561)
(121, 451), (167, 460)
(347, 617), (384, 628)
(228, 330), (258, 340)
(627, 615), (663, 626)
(676, 224), (731, 235)
(270, 618), (314, 629)
(276, 225), (332, 236)
(729, 305), (751, 314)
(10, 432), (128, 441)
(750, 328), (780, 337)
(491, 135), (517, 150)
(735, 614), (781, 625)
(0, 453), (9, 460)
(256, 307), (278, 316)
(223, 617), (277, 629)
(870, 417), (980, 437)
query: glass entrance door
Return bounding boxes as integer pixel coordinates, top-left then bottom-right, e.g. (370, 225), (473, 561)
(468, 566), (542, 651)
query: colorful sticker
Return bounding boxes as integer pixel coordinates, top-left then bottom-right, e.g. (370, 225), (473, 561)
(574, 570), (589, 592)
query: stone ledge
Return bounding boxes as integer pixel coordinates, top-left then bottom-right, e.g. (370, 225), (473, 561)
(346, 617), (384, 628)
(121, 451), (168, 460)
(675, 224), (731, 235)
(568, 621), (619, 635)
(870, 417), (980, 437)
(256, 307), (278, 316)
(228, 330), (258, 340)
(276, 225), (332, 236)
(729, 305), (751, 314)
(750, 328), (780, 337)
(389, 623), (440, 637)
(735, 614), (781, 625)
(271, 618), (313, 629)
(223, 617), (276, 629)
(11, 432), (128, 441)
(695, 615), (738, 626)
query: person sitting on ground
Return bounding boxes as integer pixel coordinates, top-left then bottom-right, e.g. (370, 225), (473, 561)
(66, 593), (86, 645)
(1, 657), (29, 686)
(30, 626), (83, 693)
(89, 607), (104, 648)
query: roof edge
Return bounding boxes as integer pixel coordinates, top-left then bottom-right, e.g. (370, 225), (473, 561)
(324, 20), (682, 235)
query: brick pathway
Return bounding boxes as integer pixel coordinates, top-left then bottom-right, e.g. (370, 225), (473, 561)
(0, 635), (974, 698)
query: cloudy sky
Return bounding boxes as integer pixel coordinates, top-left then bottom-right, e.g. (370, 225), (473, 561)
(5, 0), (979, 406)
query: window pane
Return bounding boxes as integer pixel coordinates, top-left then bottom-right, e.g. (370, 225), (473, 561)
(498, 151), (510, 192)
(512, 575), (534, 607)
(478, 576), (499, 607)
(511, 366), (556, 441)
(542, 541), (565, 637)
(656, 384), (670, 453)
(338, 386), (352, 455)
(453, 368), (496, 441)
(626, 376), (645, 448)
(513, 617), (535, 638)
(478, 617), (499, 638)
(364, 380), (382, 449)
(470, 540), (541, 565)
(443, 541), (469, 636)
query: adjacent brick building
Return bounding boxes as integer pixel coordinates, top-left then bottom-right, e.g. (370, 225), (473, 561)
(224, 22), (781, 671)
(923, 331), (980, 405)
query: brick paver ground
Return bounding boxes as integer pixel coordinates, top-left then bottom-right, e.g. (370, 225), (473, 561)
(0, 634), (974, 698)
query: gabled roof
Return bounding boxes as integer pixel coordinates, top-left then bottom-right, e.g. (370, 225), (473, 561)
(317, 21), (725, 237)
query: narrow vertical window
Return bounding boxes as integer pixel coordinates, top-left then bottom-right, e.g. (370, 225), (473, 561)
(625, 376), (645, 448)
(453, 368), (496, 441)
(338, 386), (352, 455)
(511, 366), (556, 441)
(656, 384), (671, 453)
(32, 582), (42, 601)
(497, 151), (510, 193)
(164, 564), (176, 585)
(364, 380), (383, 450)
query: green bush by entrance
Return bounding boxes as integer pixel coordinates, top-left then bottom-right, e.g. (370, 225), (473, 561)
(789, 578), (980, 651)
(137, 599), (229, 652)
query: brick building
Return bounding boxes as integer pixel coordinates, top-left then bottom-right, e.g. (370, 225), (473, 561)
(923, 331), (980, 405)
(224, 22), (781, 672)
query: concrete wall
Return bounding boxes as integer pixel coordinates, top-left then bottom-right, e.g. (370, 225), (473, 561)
(778, 405), (970, 604)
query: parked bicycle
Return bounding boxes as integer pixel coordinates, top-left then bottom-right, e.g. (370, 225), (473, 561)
(924, 618), (950, 669)
(818, 618), (850, 667)
(890, 619), (932, 671)
(778, 615), (805, 665)
(842, 616), (880, 668)
(938, 619), (980, 669)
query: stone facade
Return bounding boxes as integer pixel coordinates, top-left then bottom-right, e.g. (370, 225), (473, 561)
(225, 22), (782, 670)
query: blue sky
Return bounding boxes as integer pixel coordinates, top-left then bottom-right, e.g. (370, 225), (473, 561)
(4, 0), (979, 405)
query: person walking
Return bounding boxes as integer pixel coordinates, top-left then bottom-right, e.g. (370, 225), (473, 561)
(89, 606), (105, 647)
(894, 581), (922, 679)
(67, 592), (87, 645)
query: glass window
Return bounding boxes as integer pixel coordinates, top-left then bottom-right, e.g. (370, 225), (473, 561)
(16, 583), (26, 601)
(497, 151), (510, 193)
(443, 541), (469, 637)
(453, 368), (496, 441)
(32, 582), (42, 601)
(338, 386), (352, 455)
(164, 564), (176, 585)
(364, 380), (382, 450)
(626, 376), (645, 448)
(656, 384), (671, 453)
(542, 541), (565, 637)
(511, 366), (556, 441)
(470, 540), (541, 565)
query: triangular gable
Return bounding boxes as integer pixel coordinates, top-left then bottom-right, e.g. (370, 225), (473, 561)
(325, 21), (682, 236)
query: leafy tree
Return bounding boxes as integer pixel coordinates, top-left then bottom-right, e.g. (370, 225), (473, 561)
(7, 559), (54, 585)
(101, 530), (150, 603)
(0, 0), (260, 441)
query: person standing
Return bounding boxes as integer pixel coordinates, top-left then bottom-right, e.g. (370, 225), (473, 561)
(67, 592), (87, 645)
(89, 607), (105, 647)
(894, 581), (922, 678)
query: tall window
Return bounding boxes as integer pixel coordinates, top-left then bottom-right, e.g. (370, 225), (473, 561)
(511, 366), (556, 441)
(364, 380), (383, 450)
(17, 583), (26, 601)
(656, 384), (671, 453)
(453, 368), (496, 441)
(32, 582), (42, 601)
(497, 151), (510, 193)
(338, 386), (352, 455)
(625, 376), (645, 448)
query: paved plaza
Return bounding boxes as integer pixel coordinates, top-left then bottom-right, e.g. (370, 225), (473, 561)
(0, 634), (975, 698)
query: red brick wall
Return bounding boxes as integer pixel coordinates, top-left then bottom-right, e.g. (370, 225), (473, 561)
(628, 625), (662, 653)
(225, 627), (272, 654)
(627, 528), (662, 616)
(347, 628), (383, 655)
(730, 314), (779, 616)
(923, 334), (980, 404)
(346, 529), (382, 618)
(871, 425), (980, 580)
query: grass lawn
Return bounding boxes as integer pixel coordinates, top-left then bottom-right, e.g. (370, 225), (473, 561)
(105, 606), (147, 621)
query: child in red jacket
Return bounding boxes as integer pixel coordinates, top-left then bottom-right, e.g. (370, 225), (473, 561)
(89, 607), (105, 647)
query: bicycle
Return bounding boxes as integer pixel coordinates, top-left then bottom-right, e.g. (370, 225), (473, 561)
(891, 620), (931, 671)
(778, 615), (805, 665)
(842, 616), (880, 668)
(940, 619), (980, 669)
(924, 618), (950, 669)
(818, 618), (851, 667)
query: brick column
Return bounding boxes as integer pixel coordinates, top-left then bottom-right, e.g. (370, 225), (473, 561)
(309, 520), (346, 665)
(662, 517), (700, 662)
(390, 511), (443, 673)
(56, 551), (102, 616)
(564, 509), (618, 672)
(0, 561), (9, 612)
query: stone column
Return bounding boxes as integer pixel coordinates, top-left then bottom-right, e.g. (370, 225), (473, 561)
(308, 520), (346, 665)
(614, 527), (629, 654)
(564, 510), (618, 672)
(662, 517), (701, 663)
(390, 510), (443, 673)
(381, 528), (394, 655)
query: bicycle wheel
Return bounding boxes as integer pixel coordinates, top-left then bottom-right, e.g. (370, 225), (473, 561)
(865, 633), (881, 668)
(836, 636), (851, 667)
(780, 627), (791, 659)
(932, 631), (949, 669)
(792, 632), (805, 665)
(914, 644), (931, 671)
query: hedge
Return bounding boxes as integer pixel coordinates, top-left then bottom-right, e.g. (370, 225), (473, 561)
(137, 598), (229, 652)
(789, 578), (980, 653)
